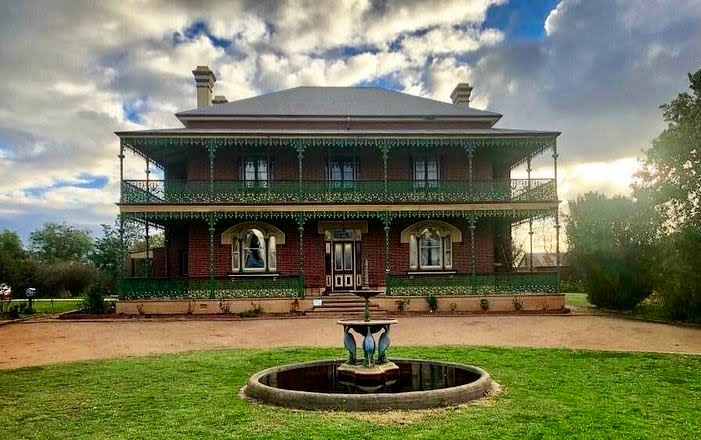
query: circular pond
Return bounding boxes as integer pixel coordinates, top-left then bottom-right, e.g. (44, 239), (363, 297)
(243, 359), (492, 411)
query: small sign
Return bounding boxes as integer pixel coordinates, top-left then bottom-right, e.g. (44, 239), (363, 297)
(313, 299), (323, 307)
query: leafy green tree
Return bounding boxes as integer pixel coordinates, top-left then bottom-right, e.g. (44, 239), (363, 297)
(0, 230), (24, 260)
(634, 69), (701, 231)
(90, 223), (130, 294)
(566, 192), (657, 310)
(29, 222), (93, 263)
(634, 69), (701, 321)
(655, 227), (701, 322)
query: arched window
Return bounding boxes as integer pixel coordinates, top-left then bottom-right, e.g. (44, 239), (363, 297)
(221, 222), (284, 274)
(402, 220), (461, 272)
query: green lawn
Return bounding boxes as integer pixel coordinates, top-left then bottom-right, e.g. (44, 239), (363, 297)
(564, 292), (591, 308)
(0, 299), (82, 317)
(1, 347), (699, 439)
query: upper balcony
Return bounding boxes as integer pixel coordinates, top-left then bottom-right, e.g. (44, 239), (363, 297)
(120, 178), (556, 205)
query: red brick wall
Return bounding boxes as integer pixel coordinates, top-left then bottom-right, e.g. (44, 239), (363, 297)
(302, 222), (325, 287)
(161, 216), (499, 284)
(390, 217), (495, 275)
(185, 148), (300, 181)
(152, 247), (166, 277)
(186, 220), (301, 278)
(362, 220), (386, 287)
(176, 146), (498, 184)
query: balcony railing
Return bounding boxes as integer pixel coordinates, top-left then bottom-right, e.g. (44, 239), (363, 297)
(386, 272), (559, 296)
(119, 276), (304, 300)
(121, 179), (556, 205)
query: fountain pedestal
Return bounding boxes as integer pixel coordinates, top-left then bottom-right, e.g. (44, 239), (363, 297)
(336, 362), (400, 393)
(336, 315), (399, 393)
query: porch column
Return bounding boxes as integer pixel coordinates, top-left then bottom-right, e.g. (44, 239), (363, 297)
(145, 156), (150, 197)
(297, 214), (305, 288)
(207, 142), (216, 198)
(118, 214), (125, 295)
(118, 141), (125, 203)
(382, 142), (388, 194)
(207, 215), (216, 298)
(297, 142), (304, 199)
(144, 220), (150, 276)
(469, 217), (476, 292)
(553, 143), (561, 292)
(527, 156), (534, 272)
(468, 148), (474, 184)
(384, 214), (391, 274)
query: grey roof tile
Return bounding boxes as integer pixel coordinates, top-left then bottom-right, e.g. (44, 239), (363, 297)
(176, 86), (501, 118)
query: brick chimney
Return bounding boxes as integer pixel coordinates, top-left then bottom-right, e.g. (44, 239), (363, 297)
(192, 66), (216, 108)
(450, 82), (473, 106)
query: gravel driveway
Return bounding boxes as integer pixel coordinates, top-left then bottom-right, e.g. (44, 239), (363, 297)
(2, 314), (700, 369)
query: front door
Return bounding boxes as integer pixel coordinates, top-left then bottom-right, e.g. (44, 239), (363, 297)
(333, 241), (355, 290)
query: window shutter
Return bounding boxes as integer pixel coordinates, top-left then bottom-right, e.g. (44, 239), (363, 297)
(409, 234), (418, 270)
(444, 235), (452, 269)
(232, 239), (240, 271)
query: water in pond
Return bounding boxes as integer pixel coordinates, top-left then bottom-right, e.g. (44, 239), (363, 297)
(258, 360), (482, 394)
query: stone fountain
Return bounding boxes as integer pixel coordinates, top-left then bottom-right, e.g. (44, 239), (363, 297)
(336, 290), (399, 392)
(242, 290), (493, 411)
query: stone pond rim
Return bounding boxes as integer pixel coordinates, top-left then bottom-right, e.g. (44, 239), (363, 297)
(242, 359), (493, 411)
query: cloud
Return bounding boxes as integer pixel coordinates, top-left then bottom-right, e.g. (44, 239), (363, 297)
(0, 0), (700, 239)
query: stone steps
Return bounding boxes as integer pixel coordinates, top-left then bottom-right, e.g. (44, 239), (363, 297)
(307, 293), (387, 318)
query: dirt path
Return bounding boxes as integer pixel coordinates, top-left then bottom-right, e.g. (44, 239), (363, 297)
(2, 314), (700, 369)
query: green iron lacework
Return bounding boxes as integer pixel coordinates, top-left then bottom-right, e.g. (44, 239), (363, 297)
(385, 272), (559, 296)
(119, 277), (304, 300)
(121, 179), (556, 205)
(121, 136), (556, 169)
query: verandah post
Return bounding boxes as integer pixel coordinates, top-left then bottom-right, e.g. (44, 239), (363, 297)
(552, 142), (561, 293)
(118, 214), (126, 298)
(469, 216), (476, 294)
(297, 213), (305, 298)
(527, 156), (534, 272)
(383, 212), (391, 293)
(381, 140), (388, 196)
(207, 213), (216, 299)
(118, 140), (125, 203)
(207, 140), (216, 200)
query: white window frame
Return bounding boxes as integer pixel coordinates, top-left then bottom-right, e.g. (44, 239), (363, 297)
(241, 229), (267, 272)
(418, 228), (443, 270)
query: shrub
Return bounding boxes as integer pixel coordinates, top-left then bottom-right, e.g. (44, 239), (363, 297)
(567, 193), (656, 310)
(395, 298), (410, 313)
(7, 304), (21, 319)
(574, 249), (653, 310)
(655, 228), (701, 322)
(239, 302), (263, 318)
(425, 294), (438, 312)
(512, 296), (523, 311)
(480, 298), (490, 311)
(79, 283), (108, 314)
(36, 262), (98, 297)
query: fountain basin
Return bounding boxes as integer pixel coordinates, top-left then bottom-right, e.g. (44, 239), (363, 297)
(243, 358), (492, 411)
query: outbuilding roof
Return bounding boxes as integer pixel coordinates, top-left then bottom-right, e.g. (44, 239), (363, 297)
(176, 86), (502, 119)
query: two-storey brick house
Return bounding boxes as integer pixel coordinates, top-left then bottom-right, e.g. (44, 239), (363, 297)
(116, 66), (562, 313)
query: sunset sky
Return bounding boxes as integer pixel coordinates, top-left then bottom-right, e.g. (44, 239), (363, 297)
(1, 0), (700, 239)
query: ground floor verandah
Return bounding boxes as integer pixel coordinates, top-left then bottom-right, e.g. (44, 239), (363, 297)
(118, 208), (561, 300)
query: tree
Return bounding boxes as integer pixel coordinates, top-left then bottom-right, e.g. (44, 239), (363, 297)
(29, 222), (93, 263)
(0, 230), (24, 260)
(566, 192), (657, 310)
(90, 224), (128, 294)
(635, 69), (701, 321)
(634, 69), (701, 232)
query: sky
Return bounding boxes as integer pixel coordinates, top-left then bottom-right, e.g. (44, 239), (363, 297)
(0, 0), (700, 241)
